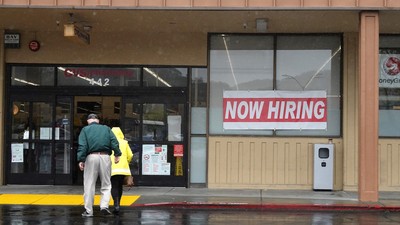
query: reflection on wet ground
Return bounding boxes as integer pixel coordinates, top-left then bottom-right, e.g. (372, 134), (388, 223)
(2, 205), (400, 225)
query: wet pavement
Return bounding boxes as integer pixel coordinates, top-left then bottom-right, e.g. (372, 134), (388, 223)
(2, 185), (400, 224)
(2, 205), (400, 225)
(1, 185), (400, 212)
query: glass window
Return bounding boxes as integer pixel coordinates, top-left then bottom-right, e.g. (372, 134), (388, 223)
(11, 101), (30, 140)
(209, 34), (342, 136)
(32, 102), (53, 140)
(276, 35), (341, 136)
(124, 101), (141, 142)
(209, 35), (274, 135)
(190, 137), (206, 183)
(379, 36), (400, 137)
(55, 143), (70, 174)
(57, 67), (140, 87)
(143, 67), (188, 87)
(11, 66), (54, 86)
(191, 68), (207, 135)
(142, 103), (185, 142)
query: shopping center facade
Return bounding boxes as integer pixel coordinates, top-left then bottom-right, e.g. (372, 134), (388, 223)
(1, 0), (399, 202)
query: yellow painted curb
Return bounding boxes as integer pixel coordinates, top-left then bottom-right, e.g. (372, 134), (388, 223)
(0, 194), (140, 206)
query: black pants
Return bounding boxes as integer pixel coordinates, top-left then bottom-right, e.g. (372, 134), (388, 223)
(111, 175), (125, 208)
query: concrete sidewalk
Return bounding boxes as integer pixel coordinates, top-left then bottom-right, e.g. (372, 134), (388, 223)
(1, 185), (400, 211)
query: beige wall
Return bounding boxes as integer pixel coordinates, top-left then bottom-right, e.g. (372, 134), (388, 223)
(208, 136), (343, 190)
(4, 31), (207, 66)
(379, 139), (400, 191)
(342, 33), (359, 191)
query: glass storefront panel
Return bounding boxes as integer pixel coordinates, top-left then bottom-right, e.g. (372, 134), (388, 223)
(11, 101), (30, 140)
(10, 142), (52, 174)
(55, 143), (70, 174)
(143, 104), (166, 141)
(142, 103), (184, 142)
(8, 64), (189, 186)
(275, 35), (342, 136)
(56, 97), (72, 141)
(190, 137), (206, 183)
(209, 34), (342, 137)
(143, 67), (188, 87)
(379, 36), (400, 137)
(57, 67), (141, 87)
(209, 35), (274, 135)
(11, 66), (55, 86)
(32, 102), (53, 140)
(191, 68), (207, 135)
(124, 102), (141, 142)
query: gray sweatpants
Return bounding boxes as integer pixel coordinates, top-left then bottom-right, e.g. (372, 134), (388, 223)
(83, 154), (112, 214)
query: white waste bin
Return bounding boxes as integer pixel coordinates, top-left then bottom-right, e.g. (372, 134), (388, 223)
(313, 143), (334, 190)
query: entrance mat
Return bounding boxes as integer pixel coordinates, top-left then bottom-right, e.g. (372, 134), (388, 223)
(0, 194), (140, 206)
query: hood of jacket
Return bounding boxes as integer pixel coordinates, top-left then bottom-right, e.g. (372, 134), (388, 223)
(111, 127), (125, 140)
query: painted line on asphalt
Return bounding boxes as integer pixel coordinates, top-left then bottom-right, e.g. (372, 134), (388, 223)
(0, 194), (140, 206)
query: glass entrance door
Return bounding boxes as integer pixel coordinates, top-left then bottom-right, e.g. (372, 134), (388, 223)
(123, 94), (188, 187)
(8, 96), (73, 184)
(72, 96), (121, 184)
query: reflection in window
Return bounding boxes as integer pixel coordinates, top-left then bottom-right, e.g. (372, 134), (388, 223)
(12, 101), (30, 140)
(275, 35), (341, 136)
(32, 102), (53, 140)
(11, 66), (54, 86)
(55, 143), (70, 174)
(209, 34), (342, 136)
(57, 67), (140, 87)
(143, 67), (188, 87)
(143, 104), (165, 141)
(209, 35), (274, 136)
(124, 102), (141, 142)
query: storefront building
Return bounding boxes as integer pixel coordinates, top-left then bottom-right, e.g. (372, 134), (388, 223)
(1, 0), (400, 201)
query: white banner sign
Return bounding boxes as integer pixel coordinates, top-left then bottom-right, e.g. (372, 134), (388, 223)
(223, 90), (327, 130)
(379, 54), (400, 88)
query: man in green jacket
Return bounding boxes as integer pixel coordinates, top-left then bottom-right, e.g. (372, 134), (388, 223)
(77, 113), (122, 217)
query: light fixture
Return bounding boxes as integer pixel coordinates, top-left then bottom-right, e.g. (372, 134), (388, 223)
(64, 24), (75, 37)
(256, 19), (268, 33)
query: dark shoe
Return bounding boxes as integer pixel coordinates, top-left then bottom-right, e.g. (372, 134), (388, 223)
(81, 211), (93, 217)
(100, 208), (112, 216)
(113, 207), (120, 215)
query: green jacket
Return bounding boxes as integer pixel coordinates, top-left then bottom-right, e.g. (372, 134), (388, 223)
(77, 122), (122, 162)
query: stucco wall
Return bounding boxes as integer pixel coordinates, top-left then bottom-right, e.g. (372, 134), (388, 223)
(208, 136), (343, 190)
(4, 30), (207, 66)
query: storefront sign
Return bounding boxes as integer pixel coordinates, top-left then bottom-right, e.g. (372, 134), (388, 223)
(174, 144), (183, 157)
(4, 33), (20, 48)
(142, 144), (170, 175)
(379, 54), (400, 88)
(223, 90), (327, 130)
(11, 143), (24, 163)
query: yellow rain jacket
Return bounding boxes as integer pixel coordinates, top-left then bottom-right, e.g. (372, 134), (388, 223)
(111, 127), (133, 176)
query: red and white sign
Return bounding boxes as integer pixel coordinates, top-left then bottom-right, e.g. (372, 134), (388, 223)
(379, 54), (400, 88)
(223, 91), (327, 130)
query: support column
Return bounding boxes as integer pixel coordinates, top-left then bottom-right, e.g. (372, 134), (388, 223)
(358, 11), (379, 202)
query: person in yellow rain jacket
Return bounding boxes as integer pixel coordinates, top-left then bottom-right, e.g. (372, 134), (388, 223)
(110, 127), (133, 215)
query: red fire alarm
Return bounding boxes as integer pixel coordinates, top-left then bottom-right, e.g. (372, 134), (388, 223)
(29, 40), (40, 52)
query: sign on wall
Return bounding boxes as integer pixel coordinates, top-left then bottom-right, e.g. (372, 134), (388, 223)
(4, 33), (20, 48)
(379, 54), (400, 88)
(223, 90), (327, 130)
